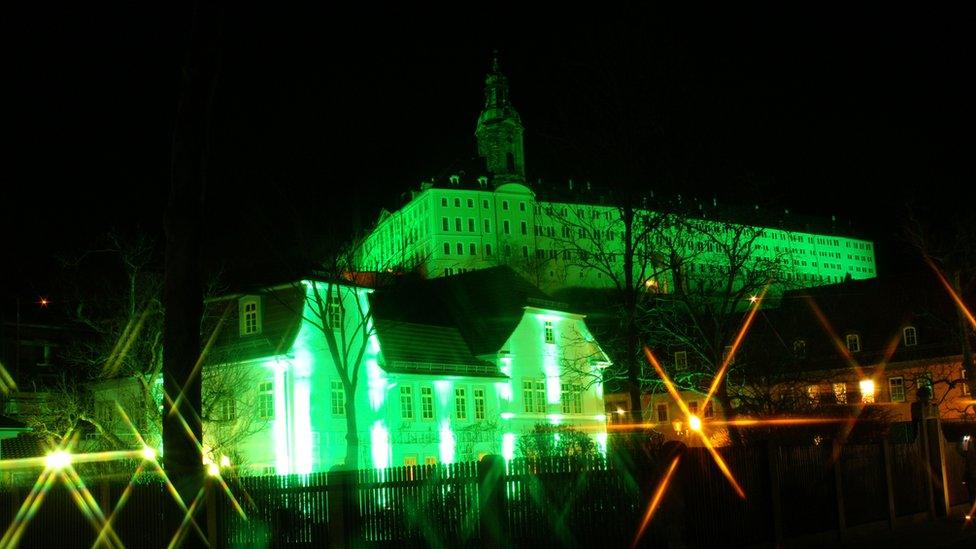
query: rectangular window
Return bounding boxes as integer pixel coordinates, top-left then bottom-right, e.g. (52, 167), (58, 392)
(327, 286), (343, 330)
(442, 217), (449, 231)
(903, 327), (917, 347)
(703, 401), (714, 418)
(846, 334), (861, 353)
(468, 218), (475, 232)
(484, 219), (490, 233)
(217, 397), (236, 421)
(455, 388), (467, 420)
(833, 382), (848, 404)
(859, 379), (875, 404)
(523, 380), (546, 413)
(963, 369), (970, 396)
(258, 381), (274, 419)
(400, 386), (414, 420)
(331, 380), (346, 416)
(241, 299), (260, 335)
(502, 201), (509, 211)
(520, 202), (526, 212)
(485, 244), (492, 256)
(454, 198), (460, 207)
(467, 198), (474, 208)
(404, 455), (418, 466)
(483, 199), (489, 209)
(424, 456), (438, 465)
(656, 403), (668, 423)
(688, 401), (699, 416)
(470, 243), (477, 255)
(421, 386), (434, 420)
(503, 220), (510, 234)
(474, 388), (486, 420)
(455, 218), (462, 232)
(441, 197), (447, 207)
(561, 384), (582, 414)
(443, 242), (450, 255)
(889, 377), (905, 402)
(674, 351), (688, 371)
(544, 321), (554, 344)
(520, 221), (527, 235)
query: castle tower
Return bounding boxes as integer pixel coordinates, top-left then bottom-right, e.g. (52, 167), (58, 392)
(475, 51), (526, 185)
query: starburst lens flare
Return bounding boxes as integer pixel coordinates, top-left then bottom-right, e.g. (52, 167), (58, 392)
(688, 415), (702, 432)
(207, 463), (221, 477)
(141, 446), (157, 461)
(44, 450), (72, 471)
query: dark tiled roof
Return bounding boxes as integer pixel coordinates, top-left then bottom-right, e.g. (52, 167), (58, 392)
(1, 434), (44, 460)
(370, 267), (565, 376)
(206, 285), (305, 364)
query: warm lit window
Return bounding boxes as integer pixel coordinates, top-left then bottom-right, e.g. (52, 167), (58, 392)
(404, 455), (418, 466)
(903, 327), (917, 347)
(400, 386), (414, 420)
(656, 403), (668, 422)
(258, 381), (274, 419)
(455, 387), (467, 420)
(889, 377), (905, 402)
(474, 388), (486, 420)
(962, 369), (970, 396)
(833, 382), (847, 404)
(240, 299), (261, 335)
(846, 334), (861, 353)
(331, 380), (346, 416)
(424, 456), (438, 465)
(688, 401), (699, 416)
(806, 385), (820, 404)
(859, 379), (875, 404)
(544, 321), (554, 344)
(674, 351), (688, 371)
(560, 384), (582, 414)
(421, 387), (434, 420)
(523, 380), (546, 413)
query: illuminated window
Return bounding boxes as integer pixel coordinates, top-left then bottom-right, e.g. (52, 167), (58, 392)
(560, 384), (582, 414)
(421, 387), (434, 420)
(903, 327), (917, 347)
(523, 380), (546, 413)
(474, 388), (486, 420)
(889, 377), (905, 402)
(845, 334), (861, 353)
(331, 380), (346, 416)
(323, 287), (343, 331)
(455, 388), (467, 420)
(688, 401), (699, 416)
(424, 456), (438, 465)
(544, 321), (554, 344)
(806, 385), (820, 404)
(674, 351), (688, 371)
(656, 403), (668, 423)
(442, 217), (449, 231)
(859, 379), (875, 404)
(833, 382), (847, 404)
(503, 220), (510, 234)
(240, 298), (261, 335)
(404, 455), (418, 466)
(400, 386), (414, 420)
(258, 381), (274, 419)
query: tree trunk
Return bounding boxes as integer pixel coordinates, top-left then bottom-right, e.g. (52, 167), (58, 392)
(164, 0), (220, 545)
(622, 203), (643, 421)
(953, 271), (976, 401)
(343, 393), (360, 470)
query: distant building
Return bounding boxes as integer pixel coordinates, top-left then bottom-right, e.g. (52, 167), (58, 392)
(200, 267), (609, 475)
(357, 54), (878, 294)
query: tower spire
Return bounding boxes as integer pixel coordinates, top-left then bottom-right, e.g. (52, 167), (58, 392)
(476, 51), (525, 185)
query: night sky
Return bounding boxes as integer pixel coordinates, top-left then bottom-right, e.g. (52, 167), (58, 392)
(4, 2), (972, 310)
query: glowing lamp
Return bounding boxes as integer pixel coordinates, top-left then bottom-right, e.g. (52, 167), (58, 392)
(748, 295), (758, 304)
(141, 446), (157, 461)
(672, 420), (683, 434)
(207, 462), (220, 477)
(220, 455), (231, 468)
(688, 415), (702, 432)
(859, 379), (876, 403)
(45, 450), (72, 470)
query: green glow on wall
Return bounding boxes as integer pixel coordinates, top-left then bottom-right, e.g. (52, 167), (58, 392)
(367, 358), (387, 412)
(546, 413), (564, 425)
(294, 378), (313, 474)
(593, 414), (607, 422)
(500, 412), (515, 420)
(595, 382), (604, 399)
(502, 433), (516, 461)
(544, 353), (561, 404)
(439, 420), (456, 464)
(272, 361), (289, 474)
(596, 433), (608, 456)
(371, 421), (390, 470)
(495, 381), (512, 402)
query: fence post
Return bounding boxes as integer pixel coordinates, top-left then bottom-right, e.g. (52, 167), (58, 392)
(881, 438), (897, 530)
(477, 454), (508, 548)
(766, 442), (783, 546)
(933, 416), (952, 516)
(327, 466), (359, 548)
(832, 440), (846, 541)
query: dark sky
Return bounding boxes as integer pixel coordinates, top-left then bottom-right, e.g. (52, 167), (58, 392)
(4, 2), (972, 308)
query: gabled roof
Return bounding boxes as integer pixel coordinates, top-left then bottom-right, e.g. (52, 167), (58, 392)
(205, 285), (305, 364)
(369, 267), (570, 376)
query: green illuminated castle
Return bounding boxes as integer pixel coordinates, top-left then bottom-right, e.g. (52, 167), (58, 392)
(358, 54), (878, 293)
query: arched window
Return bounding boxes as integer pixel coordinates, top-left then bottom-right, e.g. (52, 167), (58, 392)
(902, 326), (917, 347)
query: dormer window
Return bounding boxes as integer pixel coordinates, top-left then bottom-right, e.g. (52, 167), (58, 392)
(240, 298), (261, 335)
(793, 339), (807, 358)
(674, 351), (688, 371)
(903, 326), (917, 347)
(845, 333), (861, 353)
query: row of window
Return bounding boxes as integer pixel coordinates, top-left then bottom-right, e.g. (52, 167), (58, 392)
(442, 242), (494, 256)
(522, 380), (583, 414)
(398, 385), (487, 422)
(440, 196), (526, 212)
